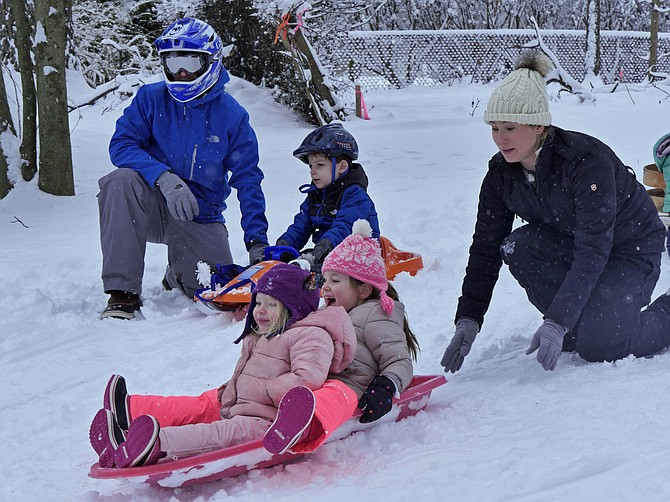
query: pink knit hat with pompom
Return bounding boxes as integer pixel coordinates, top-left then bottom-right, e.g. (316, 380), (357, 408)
(322, 220), (394, 315)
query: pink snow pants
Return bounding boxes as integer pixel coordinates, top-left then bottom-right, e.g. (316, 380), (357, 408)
(127, 380), (358, 458)
(129, 388), (221, 427)
(129, 389), (271, 459)
(293, 379), (358, 453)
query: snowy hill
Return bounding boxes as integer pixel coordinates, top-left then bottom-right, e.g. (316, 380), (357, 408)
(2, 73), (670, 501)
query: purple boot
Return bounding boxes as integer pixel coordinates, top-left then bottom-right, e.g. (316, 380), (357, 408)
(263, 386), (315, 455)
(103, 374), (131, 430)
(114, 415), (162, 468)
(89, 409), (126, 468)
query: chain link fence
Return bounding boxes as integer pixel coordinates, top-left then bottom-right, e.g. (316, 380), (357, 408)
(318, 29), (670, 90)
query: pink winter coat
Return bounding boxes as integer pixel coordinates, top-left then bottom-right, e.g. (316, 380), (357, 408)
(217, 306), (356, 422)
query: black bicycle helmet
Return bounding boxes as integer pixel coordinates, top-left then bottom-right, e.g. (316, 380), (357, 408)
(293, 123), (359, 164)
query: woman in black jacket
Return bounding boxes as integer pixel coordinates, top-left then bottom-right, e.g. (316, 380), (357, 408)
(441, 52), (670, 372)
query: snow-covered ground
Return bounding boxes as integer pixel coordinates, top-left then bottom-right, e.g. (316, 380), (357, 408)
(2, 70), (670, 502)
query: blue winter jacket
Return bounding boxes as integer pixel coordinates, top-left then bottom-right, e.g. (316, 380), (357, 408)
(109, 70), (268, 245)
(456, 127), (665, 331)
(278, 163), (380, 251)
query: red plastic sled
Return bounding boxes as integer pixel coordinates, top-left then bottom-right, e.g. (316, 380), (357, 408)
(89, 374), (446, 488)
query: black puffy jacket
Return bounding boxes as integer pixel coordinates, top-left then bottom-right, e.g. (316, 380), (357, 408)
(456, 126), (665, 330)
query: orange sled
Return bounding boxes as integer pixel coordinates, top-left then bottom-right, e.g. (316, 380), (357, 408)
(379, 236), (423, 280)
(194, 239), (423, 311)
(194, 260), (285, 312)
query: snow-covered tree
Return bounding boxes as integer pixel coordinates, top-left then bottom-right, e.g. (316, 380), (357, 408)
(0, 64), (14, 199)
(7, 0), (37, 182)
(34, 0), (74, 196)
(71, 0), (164, 87)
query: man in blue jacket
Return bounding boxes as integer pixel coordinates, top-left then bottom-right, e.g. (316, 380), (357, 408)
(98, 17), (269, 320)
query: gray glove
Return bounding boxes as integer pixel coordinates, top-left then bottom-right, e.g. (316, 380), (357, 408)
(248, 242), (268, 265)
(440, 317), (479, 373)
(303, 239), (333, 273)
(156, 171), (199, 221)
(526, 319), (568, 371)
(312, 239), (333, 264)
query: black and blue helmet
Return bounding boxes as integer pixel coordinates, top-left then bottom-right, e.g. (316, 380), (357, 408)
(293, 123), (359, 164)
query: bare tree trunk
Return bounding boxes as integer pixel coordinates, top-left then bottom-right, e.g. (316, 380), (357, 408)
(649, 0), (661, 78)
(0, 141), (11, 199)
(594, 0), (601, 75)
(8, 0), (38, 182)
(0, 65), (15, 199)
(34, 0), (74, 196)
(0, 64), (14, 135)
(585, 0), (601, 76)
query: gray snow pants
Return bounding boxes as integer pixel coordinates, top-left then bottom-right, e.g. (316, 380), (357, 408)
(501, 224), (670, 363)
(98, 168), (234, 298)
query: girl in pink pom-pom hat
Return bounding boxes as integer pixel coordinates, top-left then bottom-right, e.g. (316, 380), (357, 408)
(320, 219), (420, 415)
(319, 219), (419, 422)
(261, 220), (420, 455)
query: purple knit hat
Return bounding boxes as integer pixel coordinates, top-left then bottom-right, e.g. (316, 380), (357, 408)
(236, 263), (320, 342)
(322, 220), (394, 315)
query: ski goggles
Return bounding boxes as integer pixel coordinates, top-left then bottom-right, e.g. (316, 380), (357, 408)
(161, 52), (212, 76)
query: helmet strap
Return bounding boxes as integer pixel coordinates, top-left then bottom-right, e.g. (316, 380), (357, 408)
(331, 157), (348, 185)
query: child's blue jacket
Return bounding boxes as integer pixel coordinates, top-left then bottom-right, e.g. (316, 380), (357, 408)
(278, 163), (380, 250)
(108, 70), (268, 245)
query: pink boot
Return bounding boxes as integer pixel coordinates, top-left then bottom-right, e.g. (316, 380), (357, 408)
(103, 374), (131, 430)
(89, 409), (126, 468)
(114, 415), (162, 468)
(263, 386), (315, 455)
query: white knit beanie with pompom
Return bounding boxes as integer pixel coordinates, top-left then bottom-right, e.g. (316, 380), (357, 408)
(484, 52), (553, 126)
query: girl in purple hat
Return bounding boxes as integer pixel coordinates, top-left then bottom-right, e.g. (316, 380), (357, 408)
(89, 263), (356, 468)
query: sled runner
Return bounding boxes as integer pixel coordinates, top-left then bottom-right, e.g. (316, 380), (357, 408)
(194, 240), (424, 311)
(88, 374), (446, 488)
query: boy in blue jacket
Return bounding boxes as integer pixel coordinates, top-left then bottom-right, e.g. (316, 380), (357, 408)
(98, 18), (269, 320)
(276, 124), (380, 272)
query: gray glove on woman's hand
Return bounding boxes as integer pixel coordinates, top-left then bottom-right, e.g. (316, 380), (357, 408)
(440, 317), (479, 373)
(156, 171), (199, 221)
(526, 319), (569, 371)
